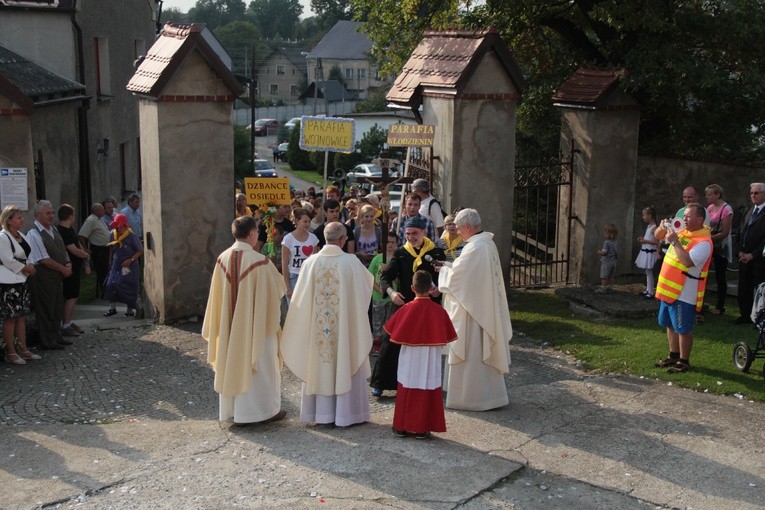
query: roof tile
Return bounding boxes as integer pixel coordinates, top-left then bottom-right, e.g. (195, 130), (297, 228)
(386, 28), (524, 107)
(552, 68), (625, 107)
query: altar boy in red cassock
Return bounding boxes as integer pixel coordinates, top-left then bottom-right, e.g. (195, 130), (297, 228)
(385, 270), (457, 439)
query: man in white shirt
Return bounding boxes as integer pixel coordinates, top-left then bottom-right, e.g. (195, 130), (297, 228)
(412, 178), (445, 237)
(78, 202), (111, 295)
(26, 200), (72, 350)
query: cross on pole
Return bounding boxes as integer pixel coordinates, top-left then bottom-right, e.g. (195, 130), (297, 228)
(358, 157), (412, 262)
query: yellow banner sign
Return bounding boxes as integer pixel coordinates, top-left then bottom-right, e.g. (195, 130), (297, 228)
(299, 116), (355, 153)
(387, 124), (436, 147)
(244, 177), (291, 205)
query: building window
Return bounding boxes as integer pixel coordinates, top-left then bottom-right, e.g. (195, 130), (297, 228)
(269, 84), (278, 95)
(345, 68), (353, 80)
(290, 84), (300, 96)
(94, 37), (111, 96)
(358, 68), (366, 79)
(276, 65), (285, 75)
(375, 69), (382, 81)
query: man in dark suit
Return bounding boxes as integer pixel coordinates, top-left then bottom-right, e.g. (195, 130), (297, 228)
(735, 182), (765, 324)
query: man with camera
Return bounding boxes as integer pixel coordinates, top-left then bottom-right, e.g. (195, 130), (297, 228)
(654, 203), (712, 373)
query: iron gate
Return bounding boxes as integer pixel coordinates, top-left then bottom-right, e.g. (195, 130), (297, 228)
(509, 146), (575, 288)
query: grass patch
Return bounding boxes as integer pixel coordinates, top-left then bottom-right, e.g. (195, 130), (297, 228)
(287, 168), (323, 186)
(510, 290), (765, 402)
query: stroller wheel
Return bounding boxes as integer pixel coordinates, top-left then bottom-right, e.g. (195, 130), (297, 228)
(733, 342), (754, 372)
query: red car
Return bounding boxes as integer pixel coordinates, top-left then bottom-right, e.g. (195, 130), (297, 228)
(250, 118), (279, 136)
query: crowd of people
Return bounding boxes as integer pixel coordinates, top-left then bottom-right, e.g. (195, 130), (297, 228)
(0, 195), (144, 365)
(595, 182), (765, 375)
(208, 179), (513, 438)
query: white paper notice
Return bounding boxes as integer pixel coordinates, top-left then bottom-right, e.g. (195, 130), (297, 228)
(0, 168), (29, 211)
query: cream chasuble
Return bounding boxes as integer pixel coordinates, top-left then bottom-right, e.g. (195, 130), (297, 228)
(202, 241), (286, 398)
(281, 244), (374, 396)
(438, 231), (512, 410)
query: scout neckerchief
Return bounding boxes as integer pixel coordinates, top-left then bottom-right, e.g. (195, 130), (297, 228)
(441, 233), (463, 260)
(403, 236), (436, 272)
(108, 228), (132, 248)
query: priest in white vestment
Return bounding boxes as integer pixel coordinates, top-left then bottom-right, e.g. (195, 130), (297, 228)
(438, 208), (512, 411)
(202, 216), (287, 425)
(281, 222), (374, 427)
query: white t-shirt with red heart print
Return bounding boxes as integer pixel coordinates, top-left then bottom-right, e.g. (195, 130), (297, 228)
(282, 232), (319, 275)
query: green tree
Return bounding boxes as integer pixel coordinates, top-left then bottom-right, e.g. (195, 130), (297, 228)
(187, 0), (246, 29)
(352, 0), (765, 162)
(247, 0), (302, 39)
(161, 7), (189, 23)
(356, 123), (386, 159)
(287, 121), (315, 170)
(233, 124), (252, 180)
(327, 65), (345, 86)
(214, 21), (268, 66)
(354, 87), (388, 113)
(310, 0), (356, 30)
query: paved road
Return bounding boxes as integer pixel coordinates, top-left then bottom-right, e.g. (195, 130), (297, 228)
(1, 300), (763, 508)
(255, 135), (319, 192)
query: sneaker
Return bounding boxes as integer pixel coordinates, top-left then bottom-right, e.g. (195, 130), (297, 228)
(60, 326), (80, 337)
(392, 428), (406, 438)
(594, 287), (608, 294)
(667, 361), (691, 373)
(415, 432), (431, 440)
(70, 322), (84, 334)
(642, 293), (654, 300)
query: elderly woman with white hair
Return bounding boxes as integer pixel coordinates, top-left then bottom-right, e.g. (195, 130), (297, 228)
(438, 208), (512, 411)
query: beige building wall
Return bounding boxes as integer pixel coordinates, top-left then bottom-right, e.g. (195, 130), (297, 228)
(0, 12), (76, 80)
(260, 55), (304, 104)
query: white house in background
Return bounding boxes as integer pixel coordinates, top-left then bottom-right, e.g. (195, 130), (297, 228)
(334, 111), (417, 143)
(306, 20), (388, 100)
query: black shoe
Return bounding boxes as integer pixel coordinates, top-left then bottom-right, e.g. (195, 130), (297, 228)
(415, 432), (431, 440)
(103, 308), (117, 317)
(57, 339), (73, 346)
(392, 428), (407, 438)
(732, 316), (751, 324)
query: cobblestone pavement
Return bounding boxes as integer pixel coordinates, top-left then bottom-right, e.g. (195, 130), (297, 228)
(0, 322), (393, 429)
(1, 317), (763, 509)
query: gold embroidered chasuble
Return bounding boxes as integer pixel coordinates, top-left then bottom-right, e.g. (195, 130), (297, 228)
(281, 244), (374, 396)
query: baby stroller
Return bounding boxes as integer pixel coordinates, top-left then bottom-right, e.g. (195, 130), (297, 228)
(733, 282), (765, 375)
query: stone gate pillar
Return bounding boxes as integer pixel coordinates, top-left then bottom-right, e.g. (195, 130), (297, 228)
(553, 69), (640, 286)
(127, 23), (243, 322)
(385, 28), (526, 273)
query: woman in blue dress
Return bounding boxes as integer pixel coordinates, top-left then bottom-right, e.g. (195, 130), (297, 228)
(103, 213), (143, 317)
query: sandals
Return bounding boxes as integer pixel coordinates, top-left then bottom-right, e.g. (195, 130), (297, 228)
(655, 357), (678, 368)
(18, 350), (41, 360)
(667, 360), (691, 373)
(5, 353), (26, 365)
(103, 308), (117, 317)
